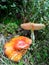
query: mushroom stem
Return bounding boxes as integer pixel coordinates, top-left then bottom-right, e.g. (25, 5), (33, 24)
(31, 30), (35, 43)
(31, 30), (35, 46)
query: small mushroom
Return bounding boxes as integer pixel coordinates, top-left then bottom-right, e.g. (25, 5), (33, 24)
(21, 23), (45, 30)
(4, 36), (32, 62)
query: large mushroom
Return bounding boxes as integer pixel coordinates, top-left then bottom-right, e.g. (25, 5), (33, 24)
(4, 36), (32, 62)
(21, 23), (45, 30)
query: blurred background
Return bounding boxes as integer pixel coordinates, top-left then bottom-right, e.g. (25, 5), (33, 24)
(0, 0), (49, 65)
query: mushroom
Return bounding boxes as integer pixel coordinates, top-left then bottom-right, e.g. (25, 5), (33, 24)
(21, 23), (45, 30)
(4, 36), (32, 62)
(21, 22), (45, 46)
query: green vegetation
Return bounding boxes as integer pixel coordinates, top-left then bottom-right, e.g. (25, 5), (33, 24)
(0, 0), (49, 65)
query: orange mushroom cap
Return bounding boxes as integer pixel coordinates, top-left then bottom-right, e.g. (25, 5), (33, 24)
(21, 23), (45, 30)
(13, 36), (32, 50)
(4, 36), (32, 62)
